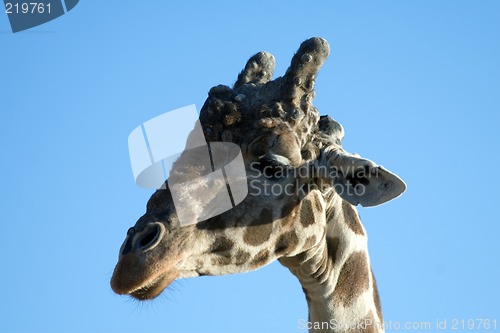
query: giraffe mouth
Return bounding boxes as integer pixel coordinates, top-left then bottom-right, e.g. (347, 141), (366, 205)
(129, 271), (177, 300)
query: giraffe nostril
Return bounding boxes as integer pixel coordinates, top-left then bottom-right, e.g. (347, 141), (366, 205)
(137, 223), (163, 252)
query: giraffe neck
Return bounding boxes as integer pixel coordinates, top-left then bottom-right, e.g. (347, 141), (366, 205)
(280, 196), (384, 333)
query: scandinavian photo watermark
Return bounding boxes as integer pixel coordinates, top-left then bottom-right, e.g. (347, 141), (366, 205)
(3, 0), (79, 33)
(297, 318), (498, 331)
(247, 160), (377, 198)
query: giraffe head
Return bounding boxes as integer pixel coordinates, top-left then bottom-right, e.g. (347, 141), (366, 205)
(110, 37), (405, 300)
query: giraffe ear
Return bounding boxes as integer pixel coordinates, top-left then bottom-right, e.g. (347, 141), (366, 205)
(327, 152), (406, 207)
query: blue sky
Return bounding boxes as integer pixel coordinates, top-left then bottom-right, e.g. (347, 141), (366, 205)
(1, 1), (499, 332)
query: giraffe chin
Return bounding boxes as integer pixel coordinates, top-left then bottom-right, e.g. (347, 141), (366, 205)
(128, 271), (178, 300)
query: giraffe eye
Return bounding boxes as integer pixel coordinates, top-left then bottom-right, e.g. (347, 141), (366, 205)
(255, 155), (291, 179)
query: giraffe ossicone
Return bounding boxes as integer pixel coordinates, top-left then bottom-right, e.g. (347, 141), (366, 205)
(111, 37), (406, 333)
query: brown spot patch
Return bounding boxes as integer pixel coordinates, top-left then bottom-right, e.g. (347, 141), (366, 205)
(332, 252), (370, 307)
(211, 256), (232, 266)
(326, 236), (340, 264)
(250, 249), (269, 268)
(299, 200), (315, 227)
(371, 268), (383, 322)
(243, 210), (273, 246)
(209, 236), (234, 254)
(234, 250), (251, 266)
(274, 231), (299, 255)
(342, 201), (365, 235)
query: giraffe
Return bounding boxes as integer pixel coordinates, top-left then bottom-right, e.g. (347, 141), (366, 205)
(111, 37), (406, 333)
